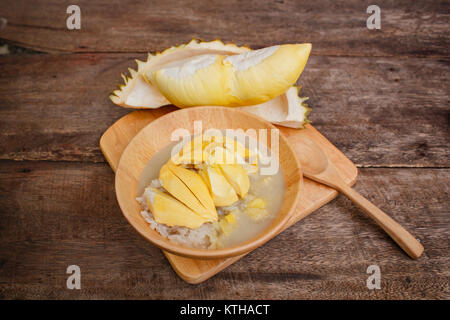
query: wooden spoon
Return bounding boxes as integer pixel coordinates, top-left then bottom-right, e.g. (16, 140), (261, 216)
(295, 135), (424, 259)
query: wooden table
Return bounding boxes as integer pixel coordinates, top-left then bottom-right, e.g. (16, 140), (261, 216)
(0, 0), (448, 299)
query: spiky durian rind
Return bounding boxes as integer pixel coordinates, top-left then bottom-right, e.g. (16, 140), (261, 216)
(281, 85), (311, 128)
(295, 85), (312, 128)
(237, 86), (311, 129)
(109, 40), (311, 129)
(110, 39), (250, 109)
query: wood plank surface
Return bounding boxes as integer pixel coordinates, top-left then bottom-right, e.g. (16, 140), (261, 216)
(0, 53), (448, 166)
(0, 0), (448, 300)
(0, 161), (447, 299)
(0, 0), (448, 57)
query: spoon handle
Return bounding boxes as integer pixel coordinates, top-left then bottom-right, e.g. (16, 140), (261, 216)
(337, 183), (424, 259)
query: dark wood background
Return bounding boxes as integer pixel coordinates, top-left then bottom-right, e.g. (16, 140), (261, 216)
(0, 0), (448, 299)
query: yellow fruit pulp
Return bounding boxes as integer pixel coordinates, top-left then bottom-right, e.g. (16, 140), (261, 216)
(159, 164), (217, 221)
(146, 188), (207, 228)
(147, 44), (311, 108)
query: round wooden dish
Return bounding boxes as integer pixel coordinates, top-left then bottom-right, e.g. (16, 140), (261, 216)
(115, 106), (303, 259)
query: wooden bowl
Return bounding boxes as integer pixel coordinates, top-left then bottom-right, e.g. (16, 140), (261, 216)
(115, 106), (303, 259)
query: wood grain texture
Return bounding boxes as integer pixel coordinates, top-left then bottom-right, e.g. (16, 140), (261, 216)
(0, 0), (448, 300)
(0, 161), (447, 299)
(0, 0), (448, 57)
(0, 53), (448, 166)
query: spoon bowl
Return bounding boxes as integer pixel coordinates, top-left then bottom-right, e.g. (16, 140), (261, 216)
(294, 135), (329, 175)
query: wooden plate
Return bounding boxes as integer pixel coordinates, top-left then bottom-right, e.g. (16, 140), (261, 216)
(101, 108), (358, 283)
(114, 106), (303, 259)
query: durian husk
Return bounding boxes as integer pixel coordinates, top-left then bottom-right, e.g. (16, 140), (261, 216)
(110, 39), (310, 128)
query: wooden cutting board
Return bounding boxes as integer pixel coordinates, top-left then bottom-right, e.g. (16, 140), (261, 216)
(100, 109), (358, 284)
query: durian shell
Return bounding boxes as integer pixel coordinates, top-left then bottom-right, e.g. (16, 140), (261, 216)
(110, 39), (249, 109)
(110, 39), (310, 128)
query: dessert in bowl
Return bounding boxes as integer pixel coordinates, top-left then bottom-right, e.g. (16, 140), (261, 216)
(115, 106), (302, 259)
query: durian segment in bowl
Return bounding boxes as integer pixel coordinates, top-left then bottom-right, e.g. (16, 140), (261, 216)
(201, 165), (239, 207)
(159, 164), (218, 222)
(141, 131), (257, 232)
(109, 40), (311, 128)
(218, 163), (250, 198)
(144, 187), (208, 229)
(168, 132), (254, 209)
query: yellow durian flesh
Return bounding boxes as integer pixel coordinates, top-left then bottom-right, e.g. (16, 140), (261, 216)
(198, 167), (210, 189)
(224, 137), (255, 159)
(171, 135), (206, 165)
(202, 136), (251, 165)
(201, 142), (223, 163)
(241, 162), (259, 175)
(148, 55), (233, 107)
(225, 44), (311, 105)
(245, 197), (269, 221)
(147, 44), (311, 108)
(167, 164), (217, 221)
(144, 188), (207, 228)
(205, 137), (258, 175)
(171, 134), (256, 167)
(159, 164), (213, 220)
(248, 198), (267, 209)
(218, 164), (250, 198)
(218, 212), (237, 236)
(201, 166), (238, 207)
(212, 135), (255, 161)
(206, 146), (240, 165)
(245, 207), (269, 222)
